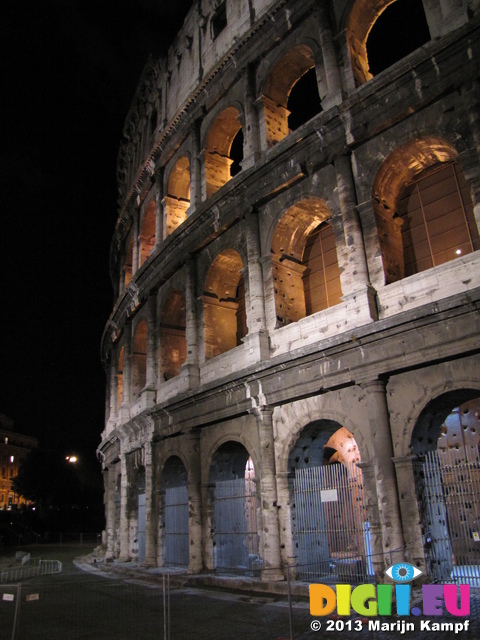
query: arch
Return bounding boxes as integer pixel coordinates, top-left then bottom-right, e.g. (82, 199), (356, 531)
(204, 107), (243, 198)
(159, 289), (186, 380)
(132, 320), (147, 396)
(410, 392), (480, 585)
(208, 440), (259, 573)
(410, 389), (480, 457)
(346, 0), (431, 87)
(271, 197), (342, 326)
(203, 249), (246, 359)
(373, 137), (479, 283)
(166, 155), (191, 236)
(288, 420), (367, 582)
(139, 199), (156, 266)
(262, 45), (320, 147)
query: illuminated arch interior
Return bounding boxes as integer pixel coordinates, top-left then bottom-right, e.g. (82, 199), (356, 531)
(373, 137), (479, 283)
(160, 290), (187, 380)
(166, 156), (191, 236)
(346, 0), (431, 86)
(203, 250), (246, 359)
(271, 197), (342, 326)
(262, 45), (320, 147)
(205, 107), (243, 198)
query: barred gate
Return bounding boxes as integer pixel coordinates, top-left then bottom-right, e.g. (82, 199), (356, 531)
(415, 450), (480, 586)
(211, 478), (260, 573)
(164, 485), (189, 566)
(293, 463), (371, 583)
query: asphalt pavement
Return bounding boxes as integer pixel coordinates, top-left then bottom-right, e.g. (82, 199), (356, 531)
(0, 545), (477, 640)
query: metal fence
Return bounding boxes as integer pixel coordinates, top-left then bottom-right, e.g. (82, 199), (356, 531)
(164, 486), (189, 566)
(293, 463), (372, 583)
(211, 477), (260, 573)
(0, 561), (62, 585)
(415, 450), (480, 587)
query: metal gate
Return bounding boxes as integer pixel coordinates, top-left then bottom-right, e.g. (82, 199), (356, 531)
(415, 450), (480, 586)
(137, 493), (146, 562)
(293, 463), (371, 583)
(211, 478), (260, 573)
(164, 485), (189, 566)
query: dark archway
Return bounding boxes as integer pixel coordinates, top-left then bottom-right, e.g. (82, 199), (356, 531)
(412, 392), (480, 586)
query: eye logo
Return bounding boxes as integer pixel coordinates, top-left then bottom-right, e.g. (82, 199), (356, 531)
(385, 562), (423, 583)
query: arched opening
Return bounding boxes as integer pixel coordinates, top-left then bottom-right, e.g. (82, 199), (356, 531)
(139, 200), (156, 266)
(166, 156), (191, 236)
(161, 456), (189, 567)
(262, 45), (321, 147)
(204, 107), (243, 198)
(373, 138), (479, 284)
(287, 67), (322, 132)
(412, 393), (480, 586)
(117, 346), (124, 410)
(132, 321), (147, 397)
(203, 250), (247, 360)
(347, 0), (431, 86)
(209, 442), (259, 574)
(159, 290), (187, 381)
(288, 422), (369, 582)
(272, 198), (342, 326)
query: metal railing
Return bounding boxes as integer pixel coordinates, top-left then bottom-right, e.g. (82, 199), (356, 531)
(0, 560), (62, 584)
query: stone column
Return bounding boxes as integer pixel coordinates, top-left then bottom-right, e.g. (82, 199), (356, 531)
(334, 29), (357, 95)
(186, 431), (204, 573)
(154, 167), (165, 249)
(242, 66), (262, 170)
(260, 254), (277, 332)
(317, 4), (343, 108)
(145, 295), (157, 391)
(274, 471), (293, 572)
(362, 380), (406, 567)
(108, 360), (117, 421)
(393, 455), (427, 572)
(118, 451), (131, 561)
(195, 293), (206, 365)
(184, 259), (199, 366)
(183, 260), (200, 387)
(190, 120), (202, 209)
(245, 210), (266, 332)
(104, 464), (117, 559)
(334, 154), (369, 291)
(465, 81), (480, 234)
(356, 461), (384, 579)
(253, 407), (284, 581)
(120, 324), (132, 420)
(144, 440), (157, 566)
(132, 210), (140, 276)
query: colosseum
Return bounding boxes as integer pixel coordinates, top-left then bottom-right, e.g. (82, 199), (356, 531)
(99, 0), (480, 587)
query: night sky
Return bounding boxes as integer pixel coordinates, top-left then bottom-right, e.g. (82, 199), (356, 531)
(0, 1), (193, 459)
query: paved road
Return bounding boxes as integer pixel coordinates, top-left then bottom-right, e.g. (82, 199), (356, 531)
(0, 546), (477, 640)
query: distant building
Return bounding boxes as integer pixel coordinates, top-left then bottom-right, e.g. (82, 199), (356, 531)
(99, 0), (480, 586)
(0, 414), (38, 509)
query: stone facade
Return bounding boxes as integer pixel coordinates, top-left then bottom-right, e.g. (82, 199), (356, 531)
(99, 0), (480, 583)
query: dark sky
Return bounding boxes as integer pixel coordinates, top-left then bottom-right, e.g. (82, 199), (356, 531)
(0, 0), (193, 456)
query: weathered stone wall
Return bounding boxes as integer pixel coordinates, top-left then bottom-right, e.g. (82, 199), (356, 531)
(99, 0), (480, 583)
